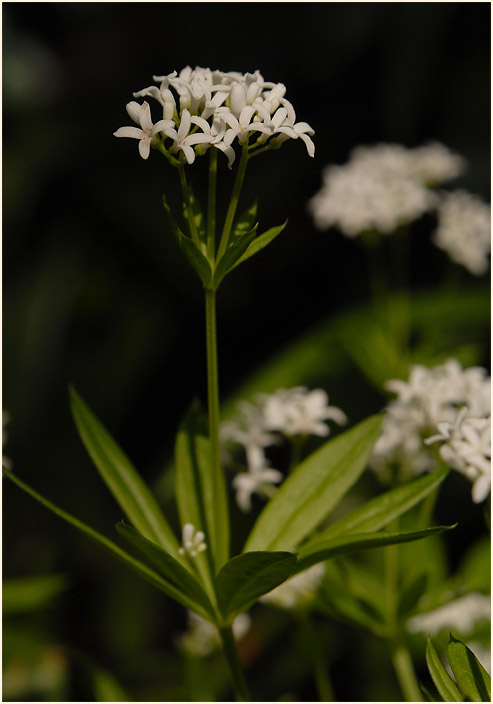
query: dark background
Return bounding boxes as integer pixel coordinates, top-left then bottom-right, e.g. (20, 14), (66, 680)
(3, 3), (490, 701)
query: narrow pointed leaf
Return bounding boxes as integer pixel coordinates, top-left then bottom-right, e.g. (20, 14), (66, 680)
(447, 634), (491, 702)
(426, 638), (462, 702)
(163, 195), (211, 286)
(116, 521), (216, 620)
(215, 551), (297, 621)
(213, 224), (258, 286)
(3, 469), (212, 619)
(295, 525), (455, 573)
(420, 683), (439, 701)
(182, 185), (207, 243)
(232, 200), (258, 237)
(310, 466), (450, 544)
(245, 415), (383, 552)
(231, 220), (288, 270)
(175, 402), (228, 571)
(70, 388), (179, 554)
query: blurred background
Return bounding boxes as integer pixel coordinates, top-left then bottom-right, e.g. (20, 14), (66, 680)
(3, 3), (490, 701)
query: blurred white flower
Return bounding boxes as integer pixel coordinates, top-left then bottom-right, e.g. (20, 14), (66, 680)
(371, 360), (491, 487)
(409, 142), (466, 185)
(220, 400), (279, 472)
(178, 523), (207, 558)
(113, 101), (173, 160)
(261, 564), (325, 609)
(178, 611), (251, 657)
(261, 387), (347, 437)
(407, 592), (490, 636)
(232, 462), (283, 513)
(433, 190), (491, 275)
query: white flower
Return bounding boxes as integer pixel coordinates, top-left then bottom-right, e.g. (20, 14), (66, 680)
(261, 564), (325, 609)
(113, 101), (173, 160)
(189, 114), (236, 168)
(409, 142), (466, 185)
(220, 400), (279, 472)
(232, 462), (284, 513)
(261, 387), (347, 437)
(218, 105), (271, 147)
(433, 190), (491, 275)
(160, 109), (212, 165)
(178, 523), (207, 558)
(407, 592), (490, 636)
(309, 143), (447, 236)
(178, 611), (251, 657)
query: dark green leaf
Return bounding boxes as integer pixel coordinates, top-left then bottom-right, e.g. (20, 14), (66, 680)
(116, 521), (216, 620)
(244, 415), (383, 552)
(181, 185), (207, 243)
(3, 468), (212, 619)
(314, 466), (449, 542)
(212, 225), (258, 287)
(426, 638), (462, 702)
(232, 200), (258, 237)
(295, 525), (455, 573)
(215, 551), (297, 621)
(397, 572), (428, 619)
(420, 683), (439, 701)
(447, 634), (491, 702)
(231, 220), (288, 270)
(163, 194), (211, 286)
(70, 388), (178, 554)
(175, 402), (228, 572)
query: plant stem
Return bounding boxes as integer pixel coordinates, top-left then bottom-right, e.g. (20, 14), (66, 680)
(217, 145), (249, 259)
(390, 637), (422, 702)
(207, 148), (218, 261)
(219, 626), (250, 702)
(205, 287), (229, 568)
(297, 611), (334, 701)
(178, 165), (202, 250)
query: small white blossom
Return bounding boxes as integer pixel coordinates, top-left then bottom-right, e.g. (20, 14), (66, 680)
(178, 523), (207, 558)
(433, 190), (491, 275)
(407, 592), (490, 636)
(178, 611), (251, 657)
(261, 387), (347, 437)
(261, 564), (325, 610)
(232, 462), (284, 513)
(220, 400), (279, 472)
(161, 108), (212, 165)
(113, 101), (173, 160)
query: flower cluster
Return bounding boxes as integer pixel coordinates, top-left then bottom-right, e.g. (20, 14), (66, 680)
(407, 592), (490, 637)
(433, 190), (491, 275)
(178, 523), (207, 558)
(221, 387), (346, 512)
(370, 359), (491, 501)
(308, 142), (464, 236)
(114, 66), (315, 167)
(261, 563), (326, 610)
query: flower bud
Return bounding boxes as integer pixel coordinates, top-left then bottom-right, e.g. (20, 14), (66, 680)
(230, 82), (247, 117)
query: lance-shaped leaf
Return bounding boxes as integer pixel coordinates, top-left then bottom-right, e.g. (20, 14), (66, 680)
(175, 402), (228, 571)
(3, 468), (212, 620)
(163, 195), (211, 286)
(230, 220), (288, 271)
(426, 638), (462, 702)
(295, 525), (455, 573)
(116, 521), (216, 621)
(244, 415), (383, 552)
(447, 634), (491, 702)
(212, 225), (259, 287)
(215, 551), (297, 622)
(308, 465), (450, 544)
(232, 200), (258, 238)
(181, 185), (207, 243)
(70, 388), (179, 555)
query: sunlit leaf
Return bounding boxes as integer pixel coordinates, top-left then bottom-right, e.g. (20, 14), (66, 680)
(447, 634), (491, 702)
(230, 220), (288, 270)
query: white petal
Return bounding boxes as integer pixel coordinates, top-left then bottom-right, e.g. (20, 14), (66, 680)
(138, 137), (151, 160)
(214, 142), (236, 169)
(178, 109), (191, 141)
(299, 132), (315, 157)
(139, 102), (153, 132)
(180, 144), (196, 164)
(114, 126), (143, 139)
(126, 101), (142, 124)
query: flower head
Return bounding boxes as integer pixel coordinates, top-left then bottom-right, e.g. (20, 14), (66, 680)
(261, 387), (347, 437)
(178, 523), (207, 558)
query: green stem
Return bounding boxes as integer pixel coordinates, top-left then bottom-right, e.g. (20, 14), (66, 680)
(297, 611), (334, 701)
(217, 145), (249, 259)
(219, 626), (250, 702)
(205, 288), (229, 568)
(207, 149), (218, 261)
(178, 165), (202, 250)
(390, 638), (422, 702)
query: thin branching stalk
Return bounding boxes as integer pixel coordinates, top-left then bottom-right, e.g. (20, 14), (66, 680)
(217, 145), (249, 259)
(218, 626), (251, 702)
(207, 149), (218, 261)
(178, 164), (202, 250)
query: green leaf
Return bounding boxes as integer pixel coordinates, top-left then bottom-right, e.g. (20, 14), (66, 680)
(312, 466), (449, 542)
(420, 683), (439, 701)
(3, 468), (212, 620)
(426, 638), (462, 702)
(181, 185), (207, 243)
(397, 572), (428, 618)
(244, 415), (383, 552)
(447, 634), (491, 702)
(3, 574), (68, 614)
(316, 573), (387, 637)
(116, 521), (216, 620)
(70, 388), (179, 555)
(175, 402), (228, 571)
(163, 195), (211, 286)
(231, 220), (288, 270)
(295, 525), (455, 573)
(212, 225), (258, 287)
(232, 200), (258, 237)
(215, 551), (297, 622)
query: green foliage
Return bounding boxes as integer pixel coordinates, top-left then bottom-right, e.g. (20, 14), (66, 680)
(231, 200), (258, 238)
(70, 388), (178, 554)
(245, 415), (383, 552)
(425, 636), (491, 702)
(215, 551), (297, 623)
(230, 220), (288, 270)
(212, 226), (258, 287)
(3, 574), (68, 614)
(426, 638), (463, 701)
(163, 194), (212, 286)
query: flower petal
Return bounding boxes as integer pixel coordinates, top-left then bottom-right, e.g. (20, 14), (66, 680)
(113, 126), (143, 139)
(138, 137), (151, 160)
